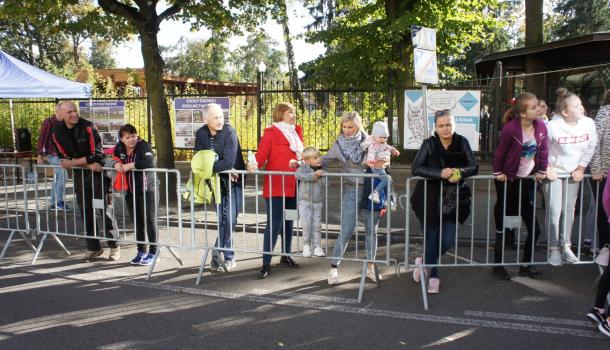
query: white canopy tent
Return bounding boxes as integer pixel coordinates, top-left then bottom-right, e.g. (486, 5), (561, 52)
(0, 49), (91, 149)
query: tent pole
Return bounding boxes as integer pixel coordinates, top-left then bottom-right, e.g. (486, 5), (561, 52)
(9, 99), (16, 151)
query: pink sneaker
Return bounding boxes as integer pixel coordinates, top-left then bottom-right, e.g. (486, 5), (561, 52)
(413, 257), (428, 282)
(427, 278), (440, 294)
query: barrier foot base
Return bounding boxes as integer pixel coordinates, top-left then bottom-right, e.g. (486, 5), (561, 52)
(357, 261), (367, 303)
(52, 234), (71, 256)
(419, 264), (429, 311)
(166, 246), (184, 266)
(146, 249), (162, 281)
(31, 233), (52, 264)
(196, 248), (210, 286)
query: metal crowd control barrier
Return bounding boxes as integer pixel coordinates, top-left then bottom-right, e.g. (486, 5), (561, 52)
(401, 174), (603, 310)
(187, 169), (393, 302)
(34, 165), (185, 279)
(0, 164), (38, 261)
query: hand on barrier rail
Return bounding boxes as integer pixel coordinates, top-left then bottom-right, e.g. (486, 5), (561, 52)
(571, 167), (585, 182)
(440, 167), (454, 179)
(86, 163), (103, 173)
(546, 167), (558, 181)
(534, 172), (546, 182)
(494, 173), (507, 182)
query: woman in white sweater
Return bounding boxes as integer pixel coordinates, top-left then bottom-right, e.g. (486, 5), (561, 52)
(544, 88), (597, 266)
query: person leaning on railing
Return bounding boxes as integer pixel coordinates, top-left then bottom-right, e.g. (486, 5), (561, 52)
(194, 103), (245, 272)
(107, 124), (158, 266)
(51, 101), (119, 263)
(248, 102), (302, 278)
(321, 111), (396, 285)
(409, 109), (478, 294)
(544, 88), (597, 266)
(492, 92), (548, 281)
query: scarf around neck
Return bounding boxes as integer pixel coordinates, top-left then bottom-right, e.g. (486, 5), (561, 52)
(337, 130), (366, 164)
(273, 121), (304, 158)
(433, 132), (467, 168)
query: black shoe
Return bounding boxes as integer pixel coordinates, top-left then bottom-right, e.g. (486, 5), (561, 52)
(258, 264), (270, 278)
(518, 266), (543, 279)
(599, 320), (610, 338)
(492, 266), (511, 280)
(587, 308), (606, 327)
(280, 256), (300, 268)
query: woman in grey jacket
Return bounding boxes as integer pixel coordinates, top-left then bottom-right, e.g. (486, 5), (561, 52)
(322, 112), (395, 285)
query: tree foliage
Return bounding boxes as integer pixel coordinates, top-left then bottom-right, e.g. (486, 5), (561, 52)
(231, 30), (287, 83)
(302, 0), (503, 89)
(552, 0), (610, 39)
(163, 33), (231, 81)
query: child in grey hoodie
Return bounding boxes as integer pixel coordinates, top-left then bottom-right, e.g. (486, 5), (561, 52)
(296, 147), (326, 257)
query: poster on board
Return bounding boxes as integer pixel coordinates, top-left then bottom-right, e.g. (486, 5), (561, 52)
(403, 90), (481, 151)
(79, 101), (125, 147)
(173, 97), (230, 148)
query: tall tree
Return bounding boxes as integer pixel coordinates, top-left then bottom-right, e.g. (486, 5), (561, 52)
(302, 0), (502, 147)
(97, 0), (271, 169)
(163, 34), (231, 81)
(524, 0), (544, 97)
(230, 31), (286, 83)
(274, 0), (304, 108)
(89, 38), (117, 69)
(553, 0), (610, 39)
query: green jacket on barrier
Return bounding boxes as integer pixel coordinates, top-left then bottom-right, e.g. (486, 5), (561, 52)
(183, 150), (221, 205)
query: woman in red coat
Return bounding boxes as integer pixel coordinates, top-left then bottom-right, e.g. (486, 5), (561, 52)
(250, 102), (304, 278)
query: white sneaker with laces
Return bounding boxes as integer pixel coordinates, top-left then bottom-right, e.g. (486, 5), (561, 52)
(302, 245), (312, 258)
(549, 249), (563, 266)
(327, 268), (339, 285)
(563, 246), (579, 263)
(313, 246), (325, 257)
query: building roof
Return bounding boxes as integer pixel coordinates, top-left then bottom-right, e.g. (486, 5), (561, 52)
(78, 68), (257, 94)
(475, 31), (610, 77)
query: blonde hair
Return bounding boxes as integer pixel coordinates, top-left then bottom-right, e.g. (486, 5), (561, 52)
(302, 146), (320, 160)
(272, 102), (295, 122)
(339, 111), (363, 133)
(555, 87), (579, 115)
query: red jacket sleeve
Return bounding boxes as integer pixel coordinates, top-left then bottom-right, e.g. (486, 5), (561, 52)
(255, 127), (273, 169)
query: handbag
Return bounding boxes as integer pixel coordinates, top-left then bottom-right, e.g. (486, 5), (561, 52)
(441, 182), (471, 217)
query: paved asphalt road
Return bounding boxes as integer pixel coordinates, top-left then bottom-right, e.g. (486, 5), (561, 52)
(1, 234), (609, 350)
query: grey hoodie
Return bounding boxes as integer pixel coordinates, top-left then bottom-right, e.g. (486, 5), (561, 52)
(296, 164), (325, 203)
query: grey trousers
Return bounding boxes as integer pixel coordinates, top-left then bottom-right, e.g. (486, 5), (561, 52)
(543, 178), (581, 248)
(299, 201), (323, 247)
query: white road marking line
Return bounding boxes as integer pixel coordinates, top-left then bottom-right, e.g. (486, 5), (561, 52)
(465, 310), (591, 327)
(16, 265), (604, 340)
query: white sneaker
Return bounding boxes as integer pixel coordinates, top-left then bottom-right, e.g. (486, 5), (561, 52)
(327, 268), (339, 285)
(302, 245), (312, 258)
(366, 267), (383, 282)
(313, 246), (325, 257)
(109, 247), (121, 261)
(563, 246), (579, 263)
(368, 191), (381, 204)
(549, 249), (563, 266)
(226, 260), (237, 271)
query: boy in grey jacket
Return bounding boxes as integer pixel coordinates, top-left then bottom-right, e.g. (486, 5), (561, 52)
(296, 147), (326, 257)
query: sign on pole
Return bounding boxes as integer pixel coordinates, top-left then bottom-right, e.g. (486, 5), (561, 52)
(411, 26), (438, 85)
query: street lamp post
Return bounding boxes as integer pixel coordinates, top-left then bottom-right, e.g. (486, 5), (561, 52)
(256, 61), (267, 143)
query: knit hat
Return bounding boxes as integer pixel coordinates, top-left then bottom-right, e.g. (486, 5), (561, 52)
(371, 121), (389, 137)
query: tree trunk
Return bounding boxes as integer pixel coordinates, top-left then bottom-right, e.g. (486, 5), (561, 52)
(278, 0), (304, 110)
(139, 29), (175, 170)
(525, 0), (544, 97)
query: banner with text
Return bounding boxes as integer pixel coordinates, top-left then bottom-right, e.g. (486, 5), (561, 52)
(79, 101), (125, 147)
(173, 97), (230, 148)
(404, 90), (481, 151)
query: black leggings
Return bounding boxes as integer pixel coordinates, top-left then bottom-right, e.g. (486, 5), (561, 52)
(595, 263), (610, 310)
(493, 178), (541, 264)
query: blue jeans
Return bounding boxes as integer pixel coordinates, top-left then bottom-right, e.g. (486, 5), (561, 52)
(47, 155), (66, 206)
(371, 168), (390, 194)
(212, 185), (242, 266)
(422, 218), (456, 278)
(331, 186), (380, 266)
(262, 196), (296, 265)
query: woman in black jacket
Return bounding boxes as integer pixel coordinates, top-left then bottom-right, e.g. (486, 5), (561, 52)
(111, 124), (158, 266)
(410, 110), (478, 293)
